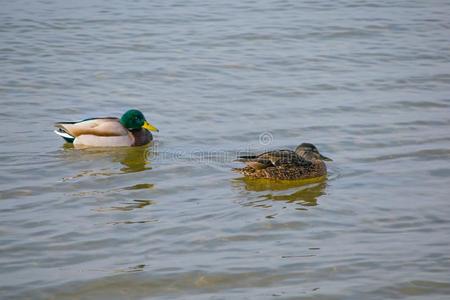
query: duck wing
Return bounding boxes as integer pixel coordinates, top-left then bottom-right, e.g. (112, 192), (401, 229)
(237, 150), (300, 169)
(54, 117), (128, 137)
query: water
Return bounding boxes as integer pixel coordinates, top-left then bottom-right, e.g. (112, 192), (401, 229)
(1, 0), (450, 299)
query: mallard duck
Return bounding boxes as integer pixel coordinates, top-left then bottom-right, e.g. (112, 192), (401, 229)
(234, 143), (332, 180)
(54, 109), (158, 147)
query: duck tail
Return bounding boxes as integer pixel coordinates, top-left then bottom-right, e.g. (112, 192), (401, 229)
(53, 127), (75, 143)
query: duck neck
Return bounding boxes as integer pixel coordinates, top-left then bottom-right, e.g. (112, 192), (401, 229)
(298, 152), (316, 162)
(131, 128), (153, 146)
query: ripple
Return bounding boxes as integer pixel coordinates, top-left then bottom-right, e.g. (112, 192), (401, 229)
(362, 148), (450, 162)
(106, 219), (158, 226)
(373, 280), (450, 298)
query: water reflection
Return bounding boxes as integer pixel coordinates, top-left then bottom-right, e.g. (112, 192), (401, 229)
(113, 146), (153, 173)
(94, 199), (155, 212)
(234, 176), (327, 208)
(58, 145), (157, 227)
(61, 144), (155, 180)
(123, 183), (154, 190)
(115, 264), (146, 273)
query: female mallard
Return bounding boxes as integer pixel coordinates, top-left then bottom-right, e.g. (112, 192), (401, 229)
(234, 143), (332, 180)
(54, 109), (158, 147)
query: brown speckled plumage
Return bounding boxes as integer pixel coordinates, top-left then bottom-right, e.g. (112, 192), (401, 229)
(234, 143), (331, 180)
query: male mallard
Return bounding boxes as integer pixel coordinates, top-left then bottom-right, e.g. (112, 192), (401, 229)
(54, 109), (158, 147)
(234, 143), (332, 180)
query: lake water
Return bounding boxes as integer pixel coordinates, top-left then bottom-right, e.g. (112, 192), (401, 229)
(1, 0), (450, 299)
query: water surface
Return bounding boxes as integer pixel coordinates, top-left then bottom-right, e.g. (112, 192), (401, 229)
(1, 0), (450, 299)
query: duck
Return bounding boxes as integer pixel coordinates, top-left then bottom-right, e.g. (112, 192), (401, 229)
(54, 109), (158, 147)
(233, 143), (332, 180)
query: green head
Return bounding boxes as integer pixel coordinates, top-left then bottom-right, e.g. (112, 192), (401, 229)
(120, 109), (158, 131)
(295, 143), (332, 161)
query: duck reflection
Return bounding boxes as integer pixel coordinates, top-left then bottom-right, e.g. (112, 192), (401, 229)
(113, 146), (153, 173)
(234, 176), (327, 208)
(115, 264), (146, 273)
(62, 143), (155, 176)
(95, 199), (155, 212)
(60, 145), (157, 225)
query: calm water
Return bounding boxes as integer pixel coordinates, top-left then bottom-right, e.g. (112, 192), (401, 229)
(1, 0), (450, 299)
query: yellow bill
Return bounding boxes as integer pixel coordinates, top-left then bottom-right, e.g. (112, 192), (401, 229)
(143, 121), (159, 132)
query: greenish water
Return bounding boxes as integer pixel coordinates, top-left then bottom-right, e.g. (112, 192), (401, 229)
(1, 0), (450, 299)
